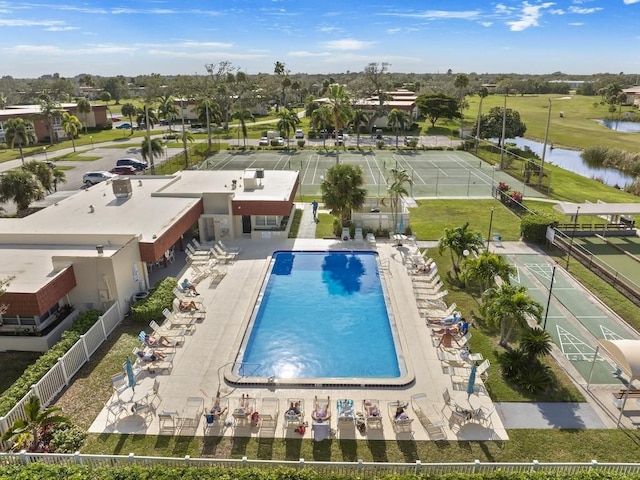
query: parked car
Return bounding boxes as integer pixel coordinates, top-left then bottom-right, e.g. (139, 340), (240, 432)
(83, 171), (116, 186)
(275, 137), (285, 146)
(110, 165), (138, 176)
(45, 161), (56, 169)
(110, 117), (121, 122)
(116, 123), (132, 129)
(294, 129), (304, 139)
(259, 137), (269, 146)
(116, 158), (148, 171)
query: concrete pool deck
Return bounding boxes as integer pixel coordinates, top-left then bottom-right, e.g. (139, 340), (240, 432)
(89, 234), (508, 441)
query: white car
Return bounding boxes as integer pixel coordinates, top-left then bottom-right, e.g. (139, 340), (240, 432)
(83, 171), (116, 186)
(294, 129), (304, 139)
(276, 137), (285, 146)
(259, 137), (269, 146)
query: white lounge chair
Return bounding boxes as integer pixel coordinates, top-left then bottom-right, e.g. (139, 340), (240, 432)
(341, 227), (350, 241)
(283, 398), (304, 429)
(388, 400), (413, 434)
(336, 398), (355, 430)
(354, 228), (364, 244)
(363, 399), (383, 431)
(217, 240), (241, 254)
(203, 397), (229, 435)
(232, 396), (257, 428)
(260, 397), (279, 434)
(410, 393), (446, 441)
(179, 396), (204, 430)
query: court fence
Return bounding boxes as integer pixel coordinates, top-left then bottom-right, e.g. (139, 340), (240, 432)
(2, 452), (640, 475)
(551, 229), (640, 307)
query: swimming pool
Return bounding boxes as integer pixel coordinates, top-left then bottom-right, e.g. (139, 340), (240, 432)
(229, 250), (412, 387)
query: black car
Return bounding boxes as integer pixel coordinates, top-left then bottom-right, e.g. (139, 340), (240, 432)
(116, 158), (148, 171)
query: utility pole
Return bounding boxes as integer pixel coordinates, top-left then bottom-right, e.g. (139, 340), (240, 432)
(539, 98), (552, 188)
(499, 94), (507, 169)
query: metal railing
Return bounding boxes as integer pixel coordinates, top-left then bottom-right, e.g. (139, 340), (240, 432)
(0, 302), (121, 450)
(1, 452), (640, 475)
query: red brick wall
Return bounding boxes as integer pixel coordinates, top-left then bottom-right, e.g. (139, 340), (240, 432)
(231, 200), (293, 216)
(139, 200), (204, 262)
(2, 266), (76, 316)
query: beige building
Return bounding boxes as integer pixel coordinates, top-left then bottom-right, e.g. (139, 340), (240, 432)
(0, 170), (298, 350)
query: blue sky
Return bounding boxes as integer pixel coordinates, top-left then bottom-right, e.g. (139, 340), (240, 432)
(1, 0), (639, 78)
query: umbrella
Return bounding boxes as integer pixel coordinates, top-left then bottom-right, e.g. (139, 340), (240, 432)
(124, 356), (136, 391)
(466, 362), (477, 399)
(397, 215), (405, 235)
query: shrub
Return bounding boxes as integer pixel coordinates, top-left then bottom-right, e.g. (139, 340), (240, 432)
(497, 181), (510, 192)
(521, 212), (554, 244)
(48, 423), (87, 453)
(130, 277), (177, 323)
(297, 140), (305, 148)
(376, 140), (385, 149)
(0, 309), (102, 416)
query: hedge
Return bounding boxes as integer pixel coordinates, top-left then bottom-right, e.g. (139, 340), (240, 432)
(130, 277), (177, 324)
(0, 464), (637, 479)
(0, 309), (102, 416)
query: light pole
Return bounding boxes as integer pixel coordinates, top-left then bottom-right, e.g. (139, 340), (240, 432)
(543, 263), (557, 330)
(539, 98), (551, 188)
(42, 147), (48, 161)
(474, 94), (484, 154)
(486, 207), (495, 250)
(499, 94), (507, 169)
(90, 135), (94, 149)
(566, 206), (581, 270)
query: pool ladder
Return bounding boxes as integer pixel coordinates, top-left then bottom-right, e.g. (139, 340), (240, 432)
(380, 259), (391, 276)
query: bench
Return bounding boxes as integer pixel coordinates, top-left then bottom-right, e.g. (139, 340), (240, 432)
(613, 390), (640, 400)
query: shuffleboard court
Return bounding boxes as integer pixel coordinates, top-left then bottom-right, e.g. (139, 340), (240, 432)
(572, 236), (640, 286)
(200, 150), (547, 199)
(508, 254), (633, 385)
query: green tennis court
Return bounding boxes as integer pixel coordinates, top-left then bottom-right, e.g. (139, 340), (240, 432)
(509, 254), (631, 385)
(201, 150), (546, 198)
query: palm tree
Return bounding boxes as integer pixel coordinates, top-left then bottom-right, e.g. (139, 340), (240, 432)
(38, 97), (62, 145)
(140, 137), (164, 164)
(482, 283), (543, 347)
(61, 112), (82, 152)
(76, 98), (92, 133)
(138, 104), (159, 173)
(437, 222), (485, 279)
(157, 95), (178, 131)
(276, 109), (300, 148)
(3, 118), (36, 164)
(232, 109), (255, 147)
(310, 105), (332, 149)
(21, 160), (54, 193)
(387, 108), (409, 148)
(519, 326), (553, 359)
(197, 97), (221, 152)
(120, 103), (137, 135)
(320, 163), (367, 227)
(99, 91), (112, 118)
(384, 168), (412, 235)
(1, 395), (68, 452)
(0, 170), (46, 211)
(351, 109), (369, 149)
(325, 84), (352, 164)
(463, 251), (516, 292)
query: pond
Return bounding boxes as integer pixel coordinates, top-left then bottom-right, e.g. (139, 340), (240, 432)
(594, 119), (640, 133)
(504, 137), (635, 188)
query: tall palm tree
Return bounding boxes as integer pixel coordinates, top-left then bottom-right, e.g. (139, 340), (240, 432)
(0, 170), (46, 211)
(482, 283), (543, 347)
(351, 109), (369, 149)
(325, 84), (352, 164)
(463, 250), (516, 292)
(61, 112), (82, 152)
(387, 108), (409, 148)
(321, 164), (367, 227)
(276, 108), (300, 148)
(76, 98), (92, 134)
(384, 168), (412, 235)
(3, 118), (36, 164)
(437, 222), (485, 280)
(1, 395), (68, 452)
(310, 105), (332, 149)
(137, 104), (159, 173)
(157, 94), (178, 132)
(197, 97), (221, 152)
(140, 137), (164, 164)
(232, 109), (255, 147)
(99, 91), (112, 118)
(21, 160), (54, 193)
(120, 103), (137, 135)
(38, 97), (62, 145)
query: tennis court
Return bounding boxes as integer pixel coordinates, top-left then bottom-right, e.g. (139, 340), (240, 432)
(509, 254), (635, 385)
(201, 150), (546, 199)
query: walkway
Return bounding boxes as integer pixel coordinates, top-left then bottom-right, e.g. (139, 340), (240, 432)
(296, 202), (318, 239)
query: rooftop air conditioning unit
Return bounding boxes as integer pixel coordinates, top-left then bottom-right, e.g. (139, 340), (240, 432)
(112, 177), (133, 199)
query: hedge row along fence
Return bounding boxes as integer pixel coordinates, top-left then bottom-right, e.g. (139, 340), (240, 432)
(0, 309), (102, 416)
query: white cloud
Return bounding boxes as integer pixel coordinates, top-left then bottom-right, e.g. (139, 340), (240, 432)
(44, 26), (80, 31)
(0, 19), (65, 27)
(177, 41), (233, 49)
(288, 51), (332, 57)
(9, 44), (137, 55)
(480, 22), (493, 27)
(506, 2), (554, 31)
(624, 0), (640, 4)
(569, 22), (584, 25)
(387, 28), (402, 34)
(381, 9), (480, 20)
(568, 6), (602, 13)
(320, 38), (374, 50)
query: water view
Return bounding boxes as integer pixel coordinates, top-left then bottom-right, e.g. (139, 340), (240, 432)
(504, 137), (635, 188)
(594, 119), (640, 133)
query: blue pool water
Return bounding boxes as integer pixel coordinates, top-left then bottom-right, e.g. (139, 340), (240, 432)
(239, 251), (400, 379)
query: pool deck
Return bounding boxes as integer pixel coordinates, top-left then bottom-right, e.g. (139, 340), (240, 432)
(90, 232), (511, 442)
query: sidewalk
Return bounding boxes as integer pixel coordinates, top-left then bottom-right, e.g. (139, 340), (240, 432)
(296, 202), (318, 239)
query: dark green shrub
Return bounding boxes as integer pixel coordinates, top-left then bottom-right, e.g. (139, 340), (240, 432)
(521, 212), (554, 244)
(376, 140), (385, 149)
(130, 277), (177, 323)
(48, 423), (87, 453)
(297, 140), (305, 148)
(0, 309), (102, 416)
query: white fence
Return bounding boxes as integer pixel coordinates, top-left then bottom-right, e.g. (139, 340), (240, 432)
(0, 302), (121, 450)
(1, 453), (640, 475)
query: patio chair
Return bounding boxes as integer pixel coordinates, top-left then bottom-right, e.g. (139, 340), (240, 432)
(133, 347), (174, 374)
(442, 387), (460, 413)
(337, 398), (355, 431)
(163, 308), (198, 329)
(354, 228), (364, 244)
(158, 410), (179, 434)
(232, 395), (257, 428)
(472, 405), (496, 426)
(365, 232), (376, 245)
(217, 240), (241, 254)
(203, 397), (229, 435)
(341, 227), (350, 241)
(180, 396), (204, 430)
(149, 320), (188, 342)
(492, 233), (503, 248)
(138, 330), (178, 350)
(260, 397), (280, 434)
(388, 400), (413, 434)
(413, 280), (444, 293)
(172, 298), (206, 319)
(111, 373), (129, 400)
(410, 393), (446, 441)
(283, 398), (305, 429)
(131, 378), (161, 418)
(213, 244), (238, 263)
(363, 399), (383, 431)
(444, 359), (490, 380)
(424, 304), (458, 324)
(208, 265), (228, 287)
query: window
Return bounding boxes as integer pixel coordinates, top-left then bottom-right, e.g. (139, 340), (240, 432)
(254, 215), (279, 228)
